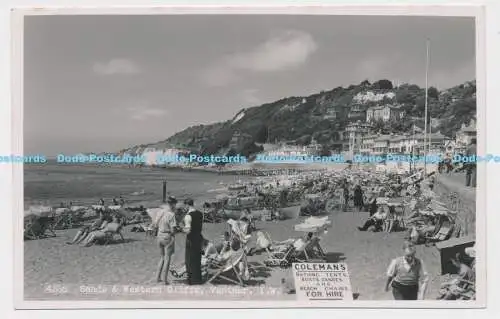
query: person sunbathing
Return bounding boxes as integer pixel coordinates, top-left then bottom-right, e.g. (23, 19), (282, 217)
(302, 232), (325, 256)
(438, 253), (475, 300)
(81, 216), (123, 247)
(252, 231), (295, 254)
(66, 213), (110, 245)
(357, 207), (387, 231)
(170, 236), (232, 278)
(239, 208), (255, 233)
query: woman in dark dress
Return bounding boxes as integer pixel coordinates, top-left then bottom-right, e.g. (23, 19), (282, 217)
(342, 185), (350, 212)
(353, 184), (364, 212)
(368, 194), (378, 217)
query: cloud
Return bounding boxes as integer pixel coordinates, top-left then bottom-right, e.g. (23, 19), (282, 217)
(201, 30), (317, 86)
(126, 105), (168, 121)
(93, 58), (141, 75)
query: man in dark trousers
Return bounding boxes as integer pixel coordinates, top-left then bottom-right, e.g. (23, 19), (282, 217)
(385, 241), (429, 300)
(182, 198), (204, 285)
(465, 138), (477, 187)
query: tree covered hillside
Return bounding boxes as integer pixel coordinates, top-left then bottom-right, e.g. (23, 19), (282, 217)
(120, 79), (476, 156)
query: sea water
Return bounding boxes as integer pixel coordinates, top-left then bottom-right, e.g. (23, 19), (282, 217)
(23, 161), (252, 208)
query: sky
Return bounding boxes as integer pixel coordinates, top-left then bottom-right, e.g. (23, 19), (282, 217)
(23, 15), (476, 155)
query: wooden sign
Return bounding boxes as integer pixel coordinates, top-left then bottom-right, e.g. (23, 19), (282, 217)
(292, 263), (353, 301)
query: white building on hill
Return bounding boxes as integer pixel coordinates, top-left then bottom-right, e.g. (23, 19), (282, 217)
(455, 119), (476, 153)
(366, 104), (405, 122)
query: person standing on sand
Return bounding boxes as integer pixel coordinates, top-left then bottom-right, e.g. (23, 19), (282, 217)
(368, 193), (378, 217)
(353, 184), (364, 212)
(152, 196), (178, 284)
(385, 241), (429, 300)
(342, 184), (350, 212)
(183, 198), (204, 285)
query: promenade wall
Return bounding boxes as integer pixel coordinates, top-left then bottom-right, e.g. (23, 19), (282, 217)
(434, 173), (476, 236)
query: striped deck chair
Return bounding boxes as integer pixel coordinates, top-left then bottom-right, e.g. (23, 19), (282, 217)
(100, 223), (125, 245)
(425, 219), (454, 244)
(206, 249), (248, 286)
(292, 236), (326, 263)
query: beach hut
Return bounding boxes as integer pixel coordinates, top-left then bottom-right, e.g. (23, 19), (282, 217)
(435, 235), (475, 275)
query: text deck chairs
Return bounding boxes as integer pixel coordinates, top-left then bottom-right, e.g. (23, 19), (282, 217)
(24, 215), (57, 240)
(206, 249), (249, 287)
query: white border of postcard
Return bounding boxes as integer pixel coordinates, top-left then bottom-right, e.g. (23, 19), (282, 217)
(11, 4), (487, 309)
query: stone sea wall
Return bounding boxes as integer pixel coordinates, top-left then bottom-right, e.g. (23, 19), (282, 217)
(434, 173), (476, 236)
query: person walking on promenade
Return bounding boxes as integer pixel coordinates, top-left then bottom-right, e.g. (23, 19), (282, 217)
(153, 196), (178, 284)
(385, 241), (429, 300)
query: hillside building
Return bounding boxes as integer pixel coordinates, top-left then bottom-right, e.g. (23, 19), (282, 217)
(366, 104), (405, 123)
(455, 119), (477, 153)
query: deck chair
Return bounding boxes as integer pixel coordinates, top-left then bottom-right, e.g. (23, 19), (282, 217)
(383, 206), (404, 233)
(293, 236), (326, 262)
(253, 231), (294, 268)
(56, 210), (87, 229)
(437, 278), (475, 300)
(100, 223), (125, 245)
(203, 208), (224, 223)
(206, 249), (248, 286)
(24, 215), (57, 240)
(264, 244), (296, 268)
(54, 211), (72, 230)
(170, 255), (210, 280)
(425, 219), (454, 244)
(456, 279), (476, 300)
(227, 219), (252, 250)
(258, 231), (295, 251)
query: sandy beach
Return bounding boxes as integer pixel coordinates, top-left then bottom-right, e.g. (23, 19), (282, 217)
(25, 206), (446, 301)
(23, 162), (476, 301)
